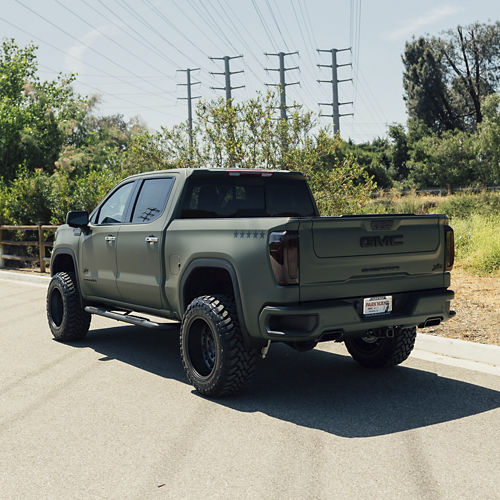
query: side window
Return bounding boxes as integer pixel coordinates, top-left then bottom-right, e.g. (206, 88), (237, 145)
(131, 178), (174, 224)
(97, 182), (134, 224)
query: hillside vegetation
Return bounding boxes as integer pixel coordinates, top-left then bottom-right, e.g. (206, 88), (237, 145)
(363, 191), (500, 275)
(1, 27), (499, 276)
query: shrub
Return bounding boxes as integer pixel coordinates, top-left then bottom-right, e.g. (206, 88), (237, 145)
(433, 191), (500, 218)
(0, 168), (53, 224)
(452, 214), (500, 275)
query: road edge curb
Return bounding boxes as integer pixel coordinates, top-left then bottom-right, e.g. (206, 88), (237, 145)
(416, 332), (500, 368)
(0, 269), (50, 284)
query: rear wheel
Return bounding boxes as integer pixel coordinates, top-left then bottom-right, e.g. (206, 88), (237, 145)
(344, 327), (416, 368)
(46, 272), (91, 341)
(180, 295), (258, 397)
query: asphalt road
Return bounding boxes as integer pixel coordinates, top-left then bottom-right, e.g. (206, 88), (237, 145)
(1, 275), (499, 499)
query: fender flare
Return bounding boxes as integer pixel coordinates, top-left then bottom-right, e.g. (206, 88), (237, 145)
(179, 258), (253, 344)
(50, 248), (87, 306)
(50, 247), (79, 277)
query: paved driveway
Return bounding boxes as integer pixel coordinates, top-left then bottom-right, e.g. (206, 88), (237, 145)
(1, 275), (499, 499)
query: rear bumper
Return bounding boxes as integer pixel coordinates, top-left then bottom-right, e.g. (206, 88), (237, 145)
(258, 289), (455, 342)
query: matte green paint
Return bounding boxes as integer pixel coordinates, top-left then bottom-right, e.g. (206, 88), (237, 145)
(52, 168), (455, 342)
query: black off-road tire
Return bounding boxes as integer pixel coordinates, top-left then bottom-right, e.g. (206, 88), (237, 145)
(180, 295), (258, 397)
(47, 272), (91, 341)
(344, 327), (417, 368)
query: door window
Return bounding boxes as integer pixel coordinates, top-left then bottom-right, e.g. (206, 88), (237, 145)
(96, 182), (134, 224)
(131, 178), (175, 224)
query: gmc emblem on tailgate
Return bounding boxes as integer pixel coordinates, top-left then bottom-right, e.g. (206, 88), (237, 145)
(360, 234), (404, 247)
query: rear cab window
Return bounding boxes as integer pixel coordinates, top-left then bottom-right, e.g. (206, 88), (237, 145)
(179, 172), (318, 218)
(131, 177), (175, 224)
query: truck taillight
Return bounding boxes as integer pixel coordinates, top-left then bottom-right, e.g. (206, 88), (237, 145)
(269, 231), (299, 285)
(444, 226), (454, 271)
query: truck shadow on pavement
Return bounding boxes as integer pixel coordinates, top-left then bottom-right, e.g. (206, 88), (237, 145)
(76, 325), (500, 438)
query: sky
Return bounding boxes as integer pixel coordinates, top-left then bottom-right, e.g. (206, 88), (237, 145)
(0, 0), (498, 143)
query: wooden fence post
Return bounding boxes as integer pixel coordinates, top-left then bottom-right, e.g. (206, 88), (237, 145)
(38, 222), (46, 273)
(0, 228), (4, 269)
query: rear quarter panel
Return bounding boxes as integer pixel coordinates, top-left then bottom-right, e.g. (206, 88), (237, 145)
(164, 217), (299, 337)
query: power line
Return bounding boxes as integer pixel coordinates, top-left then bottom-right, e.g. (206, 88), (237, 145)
(297, 0), (316, 54)
(195, 0), (239, 54)
(91, 0), (181, 68)
(251, 0), (279, 52)
(264, 0), (289, 51)
(289, 0), (317, 76)
(171, 0), (230, 61)
(14, 0), (175, 95)
(352, 0), (362, 108)
(36, 64), (179, 115)
(142, 0), (210, 59)
(118, 0), (198, 67)
(53, 0), (176, 86)
(357, 67), (388, 122)
(257, 0), (317, 110)
(218, 0), (266, 55)
(215, 0), (272, 100)
(209, 0), (266, 86)
(0, 14), (176, 100)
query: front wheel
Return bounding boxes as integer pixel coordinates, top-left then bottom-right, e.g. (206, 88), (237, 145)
(344, 327), (417, 368)
(180, 295), (258, 397)
(46, 272), (91, 341)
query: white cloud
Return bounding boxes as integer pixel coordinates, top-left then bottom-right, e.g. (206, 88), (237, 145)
(384, 5), (464, 41)
(64, 27), (106, 74)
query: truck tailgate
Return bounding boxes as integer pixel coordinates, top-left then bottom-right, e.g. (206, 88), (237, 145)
(298, 215), (448, 301)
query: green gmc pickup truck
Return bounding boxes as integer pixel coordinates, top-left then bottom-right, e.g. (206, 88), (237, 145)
(47, 168), (455, 396)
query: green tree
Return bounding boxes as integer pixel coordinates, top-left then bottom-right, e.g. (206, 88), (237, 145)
(338, 137), (393, 188)
(387, 123), (409, 182)
(156, 92), (315, 169)
(407, 129), (476, 187)
(402, 37), (459, 132)
(402, 22), (500, 133)
(148, 93), (375, 214)
(473, 93), (500, 185)
(0, 39), (91, 182)
(442, 22), (500, 129)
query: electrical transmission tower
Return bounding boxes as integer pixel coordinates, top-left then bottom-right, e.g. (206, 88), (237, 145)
(264, 51), (299, 120)
(177, 68), (201, 156)
(317, 48), (353, 134)
(209, 55), (245, 102)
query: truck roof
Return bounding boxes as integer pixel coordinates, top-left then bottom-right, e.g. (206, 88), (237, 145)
(122, 168), (303, 182)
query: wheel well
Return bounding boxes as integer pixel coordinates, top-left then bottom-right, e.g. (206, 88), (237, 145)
(183, 267), (235, 311)
(51, 253), (76, 276)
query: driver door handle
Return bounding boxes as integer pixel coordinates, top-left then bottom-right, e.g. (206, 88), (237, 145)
(145, 236), (159, 244)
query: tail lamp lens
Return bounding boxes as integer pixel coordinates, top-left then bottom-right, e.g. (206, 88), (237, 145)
(269, 231), (299, 285)
(445, 226), (454, 271)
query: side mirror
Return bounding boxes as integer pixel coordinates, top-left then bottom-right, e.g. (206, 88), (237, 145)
(66, 210), (89, 229)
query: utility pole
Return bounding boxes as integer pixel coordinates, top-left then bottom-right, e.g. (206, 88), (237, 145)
(177, 68), (201, 158)
(209, 55), (245, 103)
(264, 51), (299, 120)
(317, 48), (353, 134)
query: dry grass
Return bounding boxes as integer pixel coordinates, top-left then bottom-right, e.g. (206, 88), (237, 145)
(421, 265), (500, 345)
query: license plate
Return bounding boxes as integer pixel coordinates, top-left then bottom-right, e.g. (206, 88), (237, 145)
(363, 296), (392, 315)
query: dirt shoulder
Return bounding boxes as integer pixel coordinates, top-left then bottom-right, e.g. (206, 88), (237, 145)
(421, 266), (500, 346)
